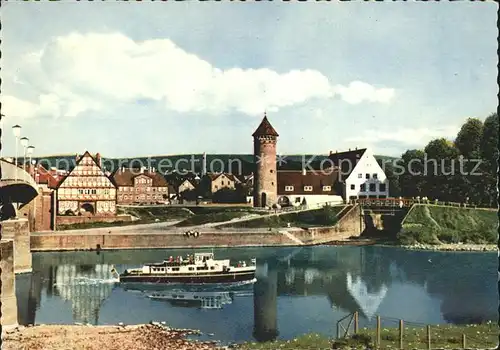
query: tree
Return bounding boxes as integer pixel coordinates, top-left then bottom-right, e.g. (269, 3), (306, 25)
(454, 118), (483, 158)
(180, 188), (198, 202)
(480, 113), (499, 164)
(398, 149), (426, 198)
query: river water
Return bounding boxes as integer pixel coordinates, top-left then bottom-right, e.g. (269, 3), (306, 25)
(16, 246), (496, 344)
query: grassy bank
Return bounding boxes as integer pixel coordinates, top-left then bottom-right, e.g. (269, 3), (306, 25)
(57, 207), (193, 230)
(224, 205), (344, 229)
(397, 205), (497, 245)
(237, 322), (498, 349)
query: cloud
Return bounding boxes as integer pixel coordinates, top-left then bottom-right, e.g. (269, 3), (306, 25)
(9, 32), (396, 118)
(346, 126), (460, 147)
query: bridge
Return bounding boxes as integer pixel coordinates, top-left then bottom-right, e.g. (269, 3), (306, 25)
(350, 198), (415, 216)
(0, 159), (39, 217)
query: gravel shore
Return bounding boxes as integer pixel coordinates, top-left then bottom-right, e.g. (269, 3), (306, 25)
(2, 323), (221, 350)
(402, 243), (497, 252)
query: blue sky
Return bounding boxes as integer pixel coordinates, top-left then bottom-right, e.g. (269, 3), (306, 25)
(2, 2), (498, 158)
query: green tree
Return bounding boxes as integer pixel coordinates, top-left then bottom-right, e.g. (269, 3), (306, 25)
(454, 118), (483, 158)
(212, 187), (246, 203)
(479, 112), (499, 163)
(398, 149), (426, 198)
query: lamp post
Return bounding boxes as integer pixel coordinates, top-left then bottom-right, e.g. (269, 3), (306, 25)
(27, 145), (35, 178)
(20, 137), (29, 182)
(12, 125), (21, 181)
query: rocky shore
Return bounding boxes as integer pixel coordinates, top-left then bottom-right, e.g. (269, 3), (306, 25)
(2, 323), (221, 350)
(402, 243), (497, 252)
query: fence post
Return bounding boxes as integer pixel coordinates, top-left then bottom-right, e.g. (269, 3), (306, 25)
(462, 334), (466, 349)
(427, 325), (431, 350)
(376, 316), (381, 348)
(399, 319), (404, 350)
(354, 312), (358, 334)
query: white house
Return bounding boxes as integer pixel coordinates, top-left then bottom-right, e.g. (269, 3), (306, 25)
(328, 148), (389, 200)
(276, 169), (344, 208)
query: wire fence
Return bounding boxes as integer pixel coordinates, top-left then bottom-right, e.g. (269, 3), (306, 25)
(334, 312), (498, 349)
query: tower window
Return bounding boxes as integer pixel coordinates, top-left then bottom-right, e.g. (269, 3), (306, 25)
(270, 169), (274, 173)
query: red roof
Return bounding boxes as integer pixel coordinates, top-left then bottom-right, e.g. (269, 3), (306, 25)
(111, 168), (169, 187)
(252, 115), (279, 137)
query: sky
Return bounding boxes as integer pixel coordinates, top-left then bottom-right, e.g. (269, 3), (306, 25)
(1, 2), (498, 158)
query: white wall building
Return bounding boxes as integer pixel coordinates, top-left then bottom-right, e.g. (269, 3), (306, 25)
(328, 148), (389, 200)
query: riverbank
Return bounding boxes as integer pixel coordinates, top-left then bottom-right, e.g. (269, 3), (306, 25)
(402, 242), (497, 252)
(2, 323), (219, 350)
(3, 322), (497, 350)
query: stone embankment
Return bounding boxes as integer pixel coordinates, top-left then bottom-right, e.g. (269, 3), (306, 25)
(403, 243), (497, 252)
(2, 323), (220, 350)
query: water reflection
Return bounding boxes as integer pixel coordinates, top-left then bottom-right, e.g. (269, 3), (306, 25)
(20, 246), (496, 343)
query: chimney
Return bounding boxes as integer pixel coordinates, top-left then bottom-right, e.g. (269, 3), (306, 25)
(75, 153), (79, 162)
(121, 166), (125, 172)
(141, 167), (145, 174)
(348, 148), (351, 151)
(95, 153), (102, 167)
(302, 168), (306, 176)
(355, 146), (358, 150)
(329, 150), (332, 156)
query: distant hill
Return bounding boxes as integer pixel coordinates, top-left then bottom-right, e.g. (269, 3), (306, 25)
(33, 153), (398, 175)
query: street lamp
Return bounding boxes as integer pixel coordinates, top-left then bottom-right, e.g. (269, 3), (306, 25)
(12, 125), (21, 181)
(27, 145), (35, 178)
(20, 137), (29, 181)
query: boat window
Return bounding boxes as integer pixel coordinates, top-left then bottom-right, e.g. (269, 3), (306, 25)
(172, 268), (179, 271)
(189, 267), (194, 271)
(210, 266), (215, 270)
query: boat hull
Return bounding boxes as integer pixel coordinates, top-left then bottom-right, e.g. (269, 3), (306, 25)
(119, 271), (256, 284)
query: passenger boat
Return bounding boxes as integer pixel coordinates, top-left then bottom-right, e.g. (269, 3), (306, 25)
(113, 252), (257, 284)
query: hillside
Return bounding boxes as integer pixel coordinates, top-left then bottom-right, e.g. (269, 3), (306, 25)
(398, 205), (497, 245)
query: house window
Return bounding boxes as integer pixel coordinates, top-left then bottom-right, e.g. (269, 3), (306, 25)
(322, 186), (331, 191)
(360, 184), (366, 192)
(373, 173), (378, 179)
(146, 187), (150, 192)
(285, 186), (294, 191)
(350, 184), (355, 190)
(369, 183), (376, 192)
(379, 183), (386, 192)
(271, 182), (274, 186)
(221, 181), (224, 186)
(365, 174), (370, 179)
(304, 186), (313, 192)
(358, 174), (362, 178)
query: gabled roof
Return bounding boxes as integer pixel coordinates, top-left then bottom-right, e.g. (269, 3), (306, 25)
(328, 148), (367, 179)
(207, 172), (238, 182)
(277, 169), (340, 195)
(252, 115), (279, 137)
(111, 168), (169, 187)
(56, 151), (112, 189)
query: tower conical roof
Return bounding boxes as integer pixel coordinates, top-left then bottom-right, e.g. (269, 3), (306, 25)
(252, 114), (279, 137)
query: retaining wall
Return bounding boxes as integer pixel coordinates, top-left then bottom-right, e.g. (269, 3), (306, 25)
(56, 214), (133, 227)
(31, 231), (298, 251)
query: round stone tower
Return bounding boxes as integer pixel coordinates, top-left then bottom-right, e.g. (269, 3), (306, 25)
(252, 113), (278, 208)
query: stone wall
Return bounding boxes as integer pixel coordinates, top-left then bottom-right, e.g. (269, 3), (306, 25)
(2, 219), (32, 273)
(34, 186), (56, 232)
(0, 239), (18, 327)
(55, 214), (133, 228)
(31, 231), (296, 251)
(295, 204), (365, 245)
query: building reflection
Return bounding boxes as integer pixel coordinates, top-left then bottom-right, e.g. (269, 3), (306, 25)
(53, 264), (115, 325)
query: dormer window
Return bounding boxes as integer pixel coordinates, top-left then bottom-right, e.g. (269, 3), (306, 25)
(304, 186), (313, 192)
(322, 186), (331, 191)
(285, 186), (294, 191)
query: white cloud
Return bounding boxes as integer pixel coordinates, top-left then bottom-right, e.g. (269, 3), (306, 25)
(346, 126), (460, 146)
(8, 32), (396, 118)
